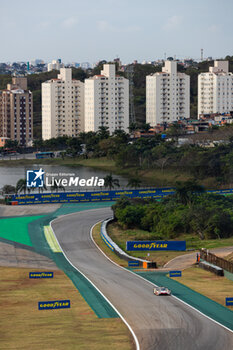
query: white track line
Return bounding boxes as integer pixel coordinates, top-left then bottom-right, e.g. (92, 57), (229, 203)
(91, 219), (233, 335)
(49, 216), (140, 350)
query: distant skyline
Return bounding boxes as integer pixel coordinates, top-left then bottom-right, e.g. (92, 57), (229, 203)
(1, 0), (233, 64)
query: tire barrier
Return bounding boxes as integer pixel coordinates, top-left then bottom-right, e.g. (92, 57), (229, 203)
(199, 261), (224, 276)
(101, 218), (157, 268)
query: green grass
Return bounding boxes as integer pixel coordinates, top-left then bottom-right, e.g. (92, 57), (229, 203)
(0, 215), (45, 246)
(107, 222), (233, 267)
(172, 267), (233, 309)
(0, 266), (133, 350)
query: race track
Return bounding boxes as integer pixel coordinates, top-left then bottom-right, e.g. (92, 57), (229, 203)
(52, 207), (233, 350)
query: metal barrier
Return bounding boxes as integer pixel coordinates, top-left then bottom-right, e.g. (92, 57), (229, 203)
(200, 249), (233, 274)
(100, 218), (156, 268)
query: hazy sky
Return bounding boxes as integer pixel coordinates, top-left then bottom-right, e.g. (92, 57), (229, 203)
(1, 0), (232, 64)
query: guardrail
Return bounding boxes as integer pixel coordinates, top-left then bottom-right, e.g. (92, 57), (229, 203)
(100, 218), (156, 268)
(200, 249), (233, 273)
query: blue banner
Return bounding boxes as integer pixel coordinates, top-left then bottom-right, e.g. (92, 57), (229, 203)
(126, 240), (186, 251)
(169, 270), (182, 277)
(9, 188), (175, 205)
(128, 261), (140, 267)
(38, 299), (70, 310)
(226, 298), (233, 306)
(9, 187), (233, 205)
(29, 272), (53, 278)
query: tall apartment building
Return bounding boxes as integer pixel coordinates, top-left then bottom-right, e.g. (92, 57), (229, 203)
(146, 61), (190, 125)
(198, 61), (233, 118)
(84, 64), (129, 134)
(47, 59), (64, 72)
(42, 68), (84, 140)
(0, 76), (33, 146)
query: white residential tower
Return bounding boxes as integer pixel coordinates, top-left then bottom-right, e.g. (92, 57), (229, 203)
(84, 64), (129, 134)
(42, 68), (84, 140)
(198, 61), (233, 118)
(146, 60), (190, 125)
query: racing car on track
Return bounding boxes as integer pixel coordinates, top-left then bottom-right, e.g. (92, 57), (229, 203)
(153, 286), (171, 296)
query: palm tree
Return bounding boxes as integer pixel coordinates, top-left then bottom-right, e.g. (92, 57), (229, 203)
(38, 183), (47, 194)
(16, 179), (27, 194)
(104, 173), (120, 190)
(175, 180), (205, 206)
(127, 177), (142, 189)
(51, 181), (65, 192)
(97, 126), (110, 140)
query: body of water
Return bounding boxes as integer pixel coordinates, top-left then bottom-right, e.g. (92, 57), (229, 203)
(0, 164), (129, 192)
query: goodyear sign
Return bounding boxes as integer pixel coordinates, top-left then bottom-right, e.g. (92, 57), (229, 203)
(9, 188), (175, 205)
(169, 270), (182, 277)
(29, 272), (53, 278)
(226, 298), (233, 306)
(38, 299), (70, 310)
(128, 261), (140, 267)
(8, 187), (233, 205)
(126, 241), (186, 251)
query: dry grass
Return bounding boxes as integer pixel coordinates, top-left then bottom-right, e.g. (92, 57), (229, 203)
(92, 223), (129, 268)
(172, 267), (233, 309)
(0, 266), (133, 350)
(225, 252), (233, 262)
(107, 222), (192, 267)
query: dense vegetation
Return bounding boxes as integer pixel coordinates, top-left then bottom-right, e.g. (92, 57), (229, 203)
(5, 124), (233, 187)
(112, 184), (233, 240)
(1, 56), (233, 138)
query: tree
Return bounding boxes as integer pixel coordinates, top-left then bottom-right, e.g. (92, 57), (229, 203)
(140, 123), (151, 132)
(104, 173), (120, 190)
(16, 179), (28, 194)
(128, 122), (138, 133)
(38, 183), (47, 194)
(51, 181), (65, 192)
(66, 137), (82, 157)
(127, 177), (142, 189)
(97, 126), (110, 140)
(166, 123), (184, 141)
(2, 185), (16, 194)
(174, 180), (205, 206)
(4, 139), (19, 150)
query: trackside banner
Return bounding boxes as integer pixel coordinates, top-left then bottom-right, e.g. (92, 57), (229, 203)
(226, 298), (233, 306)
(169, 270), (182, 277)
(9, 188), (175, 205)
(126, 241), (186, 251)
(38, 300), (70, 310)
(29, 272), (53, 278)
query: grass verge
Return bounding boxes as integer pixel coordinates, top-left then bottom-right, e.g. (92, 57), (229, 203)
(0, 266), (133, 350)
(92, 222), (190, 268)
(171, 266), (233, 309)
(107, 222), (193, 267)
(107, 222), (233, 266)
(225, 252), (233, 262)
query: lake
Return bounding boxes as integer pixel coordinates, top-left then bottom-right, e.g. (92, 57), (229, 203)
(0, 164), (129, 192)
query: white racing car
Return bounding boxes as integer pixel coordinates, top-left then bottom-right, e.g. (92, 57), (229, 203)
(153, 286), (171, 296)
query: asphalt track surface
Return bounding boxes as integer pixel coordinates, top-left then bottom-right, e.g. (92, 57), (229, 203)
(52, 207), (233, 350)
